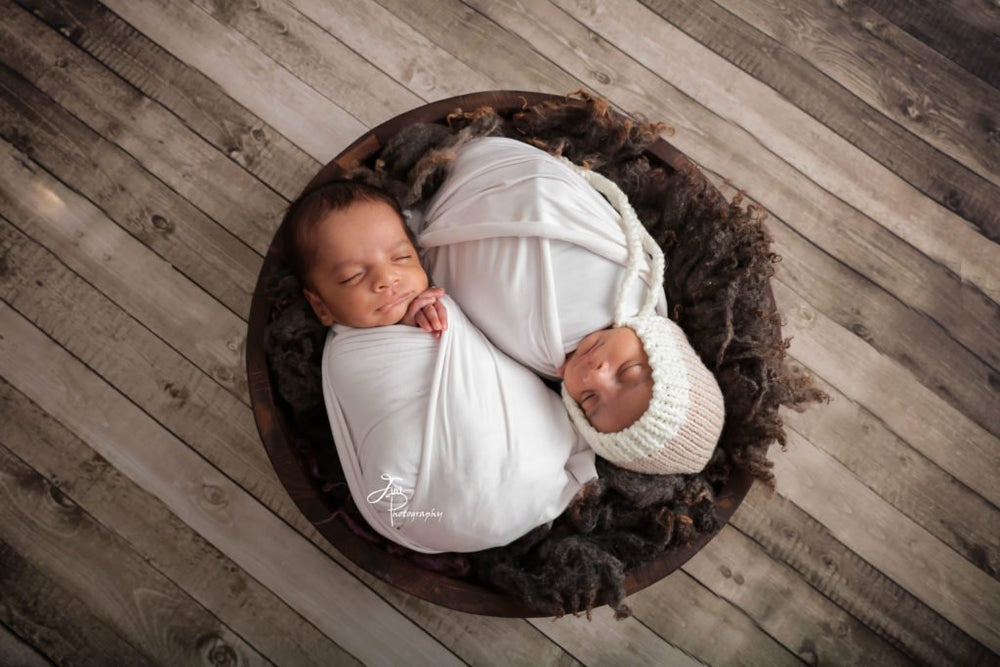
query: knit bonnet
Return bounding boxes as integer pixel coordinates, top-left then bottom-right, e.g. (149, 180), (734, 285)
(556, 157), (725, 475)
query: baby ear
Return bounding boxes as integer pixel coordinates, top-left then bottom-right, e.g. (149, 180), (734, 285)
(303, 288), (336, 327)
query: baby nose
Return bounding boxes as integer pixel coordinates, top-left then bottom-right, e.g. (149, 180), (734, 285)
(584, 360), (613, 389)
(373, 266), (399, 290)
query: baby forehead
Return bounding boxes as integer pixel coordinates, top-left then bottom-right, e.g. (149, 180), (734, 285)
(312, 201), (412, 245)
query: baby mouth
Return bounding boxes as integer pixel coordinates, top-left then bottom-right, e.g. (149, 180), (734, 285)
(377, 291), (412, 313)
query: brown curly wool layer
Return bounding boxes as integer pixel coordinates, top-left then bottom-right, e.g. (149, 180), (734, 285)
(263, 92), (826, 619)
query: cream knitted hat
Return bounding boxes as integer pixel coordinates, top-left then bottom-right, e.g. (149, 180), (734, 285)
(556, 157), (725, 475)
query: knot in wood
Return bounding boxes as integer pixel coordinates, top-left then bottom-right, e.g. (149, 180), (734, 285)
(151, 214), (173, 233)
(202, 484), (228, 508)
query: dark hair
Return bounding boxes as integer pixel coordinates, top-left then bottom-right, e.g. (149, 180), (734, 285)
(279, 179), (407, 289)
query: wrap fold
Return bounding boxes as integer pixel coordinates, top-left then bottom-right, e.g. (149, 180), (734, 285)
(419, 137), (668, 378)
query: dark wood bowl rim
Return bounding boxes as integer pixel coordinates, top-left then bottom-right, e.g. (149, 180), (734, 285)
(246, 91), (755, 617)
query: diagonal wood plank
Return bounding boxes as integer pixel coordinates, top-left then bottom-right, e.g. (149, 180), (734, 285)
(715, 0), (1000, 187)
(16, 0), (318, 202)
(188, 0), (422, 123)
(0, 3), (286, 253)
(782, 368), (999, 580)
(0, 445), (272, 666)
(0, 4), (285, 253)
(773, 278), (1000, 508)
(770, 431), (1000, 652)
(0, 621), (52, 667)
(373, 0), (574, 93)
(626, 569), (799, 665)
(0, 141), (248, 402)
(682, 524), (911, 665)
(638, 0), (1000, 243)
(854, 0), (1000, 89)
(0, 302), (464, 666)
(556, 0), (1000, 302)
(0, 217), (290, 529)
(0, 540), (153, 667)
(99, 0), (365, 161)
(0, 63), (260, 319)
(732, 483), (994, 665)
(0, 379), (361, 666)
(529, 609), (700, 666)
(287, 0), (495, 100)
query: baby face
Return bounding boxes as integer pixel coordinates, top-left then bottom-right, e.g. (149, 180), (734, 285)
(303, 199), (428, 327)
(559, 327), (653, 433)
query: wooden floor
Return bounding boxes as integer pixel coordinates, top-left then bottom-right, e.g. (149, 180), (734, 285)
(1, 0), (997, 664)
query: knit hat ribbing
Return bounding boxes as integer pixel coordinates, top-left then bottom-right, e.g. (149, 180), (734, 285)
(556, 157), (725, 475)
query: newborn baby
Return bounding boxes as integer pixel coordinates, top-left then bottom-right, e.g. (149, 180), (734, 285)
(419, 137), (726, 475)
(280, 179), (597, 553)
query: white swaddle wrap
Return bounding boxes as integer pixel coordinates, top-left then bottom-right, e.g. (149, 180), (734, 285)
(418, 137), (667, 378)
(322, 295), (597, 554)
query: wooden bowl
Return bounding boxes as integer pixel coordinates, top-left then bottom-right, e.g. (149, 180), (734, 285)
(246, 91), (755, 616)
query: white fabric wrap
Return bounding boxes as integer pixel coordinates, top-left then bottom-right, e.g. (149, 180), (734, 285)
(419, 137), (667, 378)
(418, 136), (724, 475)
(321, 295), (597, 554)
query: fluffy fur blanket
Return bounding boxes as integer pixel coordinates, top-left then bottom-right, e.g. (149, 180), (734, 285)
(264, 93), (825, 617)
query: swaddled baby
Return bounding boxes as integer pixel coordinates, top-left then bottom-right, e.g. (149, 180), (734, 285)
(419, 137), (726, 476)
(280, 180), (597, 553)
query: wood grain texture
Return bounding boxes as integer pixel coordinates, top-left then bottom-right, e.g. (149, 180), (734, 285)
(15, 0), (318, 201)
(0, 622), (52, 667)
(782, 370), (1000, 581)
(638, 0), (1000, 244)
(771, 430), (1000, 652)
(189, 0), (422, 123)
(0, 378), (361, 667)
(288, 0), (496, 100)
(732, 486), (995, 665)
(716, 0), (1000, 187)
(774, 278), (1000, 509)
(0, 541), (153, 667)
(0, 3), (286, 254)
(626, 570), (800, 665)
(567, 0), (1000, 303)
(683, 525), (910, 665)
(99, 0), (366, 161)
(0, 141), (249, 402)
(855, 0), (1000, 89)
(0, 445), (270, 666)
(0, 63), (260, 319)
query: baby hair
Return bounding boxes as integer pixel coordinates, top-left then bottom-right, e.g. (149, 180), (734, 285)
(279, 179), (410, 289)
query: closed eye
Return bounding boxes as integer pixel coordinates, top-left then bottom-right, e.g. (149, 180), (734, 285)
(618, 363), (642, 379)
(339, 271), (363, 285)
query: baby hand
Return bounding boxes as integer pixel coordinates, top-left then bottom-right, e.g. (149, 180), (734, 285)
(401, 286), (448, 338)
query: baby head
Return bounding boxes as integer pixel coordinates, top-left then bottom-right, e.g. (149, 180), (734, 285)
(281, 180), (428, 327)
(559, 314), (726, 475)
(551, 154), (724, 475)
